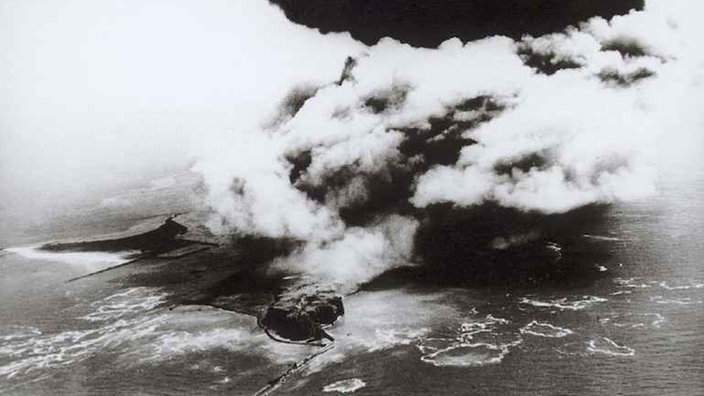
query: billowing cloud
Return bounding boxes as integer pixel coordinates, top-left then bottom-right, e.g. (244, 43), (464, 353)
(194, 0), (704, 287)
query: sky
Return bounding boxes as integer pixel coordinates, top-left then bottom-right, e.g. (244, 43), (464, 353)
(0, 0), (361, 220)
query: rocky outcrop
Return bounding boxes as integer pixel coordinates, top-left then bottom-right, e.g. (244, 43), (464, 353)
(259, 287), (344, 343)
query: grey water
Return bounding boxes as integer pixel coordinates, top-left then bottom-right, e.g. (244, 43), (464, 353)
(1, 164), (702, 395)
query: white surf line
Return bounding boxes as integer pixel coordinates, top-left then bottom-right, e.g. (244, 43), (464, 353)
(582, 234), (623, 242)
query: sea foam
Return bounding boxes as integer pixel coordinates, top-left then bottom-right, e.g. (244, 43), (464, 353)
(520, 321), (573, 338)
(587, 337), (635, 357)
(323, 378), (367, 393)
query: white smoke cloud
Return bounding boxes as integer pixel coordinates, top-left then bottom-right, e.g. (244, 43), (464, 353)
(414, 69), (661, 211)
(270, 215), (418, 289)
(193, 0), (704, 287)
(193, 129), (344, 241)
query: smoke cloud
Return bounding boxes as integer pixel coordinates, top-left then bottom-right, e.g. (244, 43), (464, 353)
(194, 0), (704, 287)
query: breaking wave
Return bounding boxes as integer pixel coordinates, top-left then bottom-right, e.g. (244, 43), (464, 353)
(0, 326), (42, 343)
(519, 295), (608, 311)
(81, 287), (167, 321)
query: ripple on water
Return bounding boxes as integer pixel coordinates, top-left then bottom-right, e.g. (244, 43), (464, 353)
(420, 344), (509, 367)
(614, 277), (653, 289)
(0, 317), (166, 382)
(657, 280), (704, 290)
(609, 290), (632, 296)
(81, 287), (168, 322)
(599, 313), (665, 329)
(556, 338), (635, 358)
(415, 337), (453, 355)
(368, 328), (430, 352)
(587, 337), (635, 357)
(323, 378), (367, 393)
(0, 287), (169, 384)
(145, 325), (259, 362)
(0, 325), (42, 343)
(582, 234), (623, 242)
(650, 296), (703, 305)
(614, 278), (704, 291)
(519, 295), (607, 311)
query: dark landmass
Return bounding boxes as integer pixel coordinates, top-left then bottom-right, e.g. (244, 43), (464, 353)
(29, 201), (617, 394)
(59, 202), (615, 347)
(39, 66), (621, 344)
(269, 0), (644, 48)
(41, 216), (192, 255)
(51, 218), (342, 344)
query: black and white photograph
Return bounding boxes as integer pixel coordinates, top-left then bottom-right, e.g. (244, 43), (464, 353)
(0, 0), (702, 394)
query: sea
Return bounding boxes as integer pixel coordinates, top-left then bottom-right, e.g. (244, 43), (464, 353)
(1, 160), (702, 395)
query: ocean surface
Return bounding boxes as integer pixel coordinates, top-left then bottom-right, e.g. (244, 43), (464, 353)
(1, 164), (702, 395)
